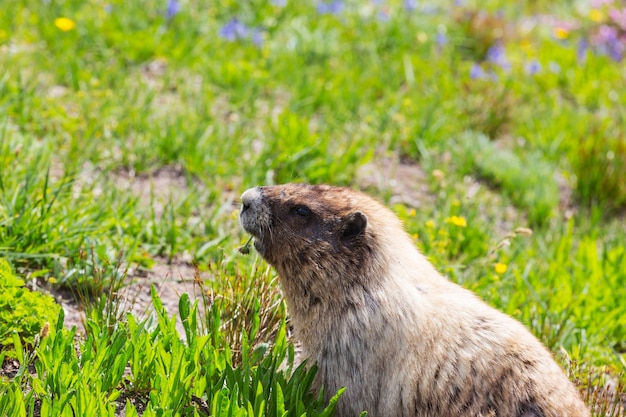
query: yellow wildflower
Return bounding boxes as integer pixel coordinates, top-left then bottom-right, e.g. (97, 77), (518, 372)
(392, 113), (406, 123)
(408, 208), (417, 217)
(494, 263), (507, 274)
(519, 39), (534, 53)
(48, 277), (58, 284)
(553, 27), (569, 40)
(54, 17), (76, 32)
(425, 219), (435, 228)
(412, 233), (419, 240)
(589, 9), (603, 23)
(445, 215), (467, 227)
(432, 169), (445, 181)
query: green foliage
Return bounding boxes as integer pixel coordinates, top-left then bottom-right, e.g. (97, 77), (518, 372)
(571, 120), (626, 214)
(457, 79), (516, 139)
(0, 258), (22, 287)
(452, 132), (559, 226)
(467, 222), (626, 356)
(252, 111), (367, 185)
(0, 259), (60, 352)
(1, 283), (341, 416)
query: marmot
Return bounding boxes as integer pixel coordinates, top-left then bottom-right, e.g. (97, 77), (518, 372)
(239, 183), (589, 417)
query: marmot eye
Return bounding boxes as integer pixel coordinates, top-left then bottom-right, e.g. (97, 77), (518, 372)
(291, 206), (311, 217)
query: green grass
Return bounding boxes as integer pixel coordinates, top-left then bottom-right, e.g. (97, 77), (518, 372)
(1, 0), (625, 415)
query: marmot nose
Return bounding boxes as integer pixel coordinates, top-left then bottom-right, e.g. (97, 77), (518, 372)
(240, 187), (262, 213)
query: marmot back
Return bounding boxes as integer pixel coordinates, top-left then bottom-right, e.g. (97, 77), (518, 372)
(239, 183), (589, 417)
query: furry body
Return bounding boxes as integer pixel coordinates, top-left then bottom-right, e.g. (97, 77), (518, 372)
(239, 183), (589, 417)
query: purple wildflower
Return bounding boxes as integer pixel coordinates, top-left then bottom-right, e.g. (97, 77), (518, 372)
(524, 59), (542, 75)
(251, 29), (264, 47)
(166, 0), (179, 18)
(486, 43), (503, 62)
(548, 61), (561, 73)
(594, 24), (624, 61)
(271, 0), (287, 6)
(607, 42), (624, 61)
(577, 38), (589, 64)
(596, 24), (619, 45)
(404, 0), (418, 11)
(436, 32), (448, 46)
(378, 9), (391, 21)
(486, 42), (510, 70)
(317, 0), (344, 15)
(470, 63), (486, 79)
(218, 18), (264, 47)
(219, 18), (249, 42)
(609, 8), (626, 30)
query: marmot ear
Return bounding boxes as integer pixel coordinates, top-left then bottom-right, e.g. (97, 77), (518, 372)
(341, 211), (367, 239)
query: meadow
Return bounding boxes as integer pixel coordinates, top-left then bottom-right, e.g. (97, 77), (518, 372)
(0, 0), (625, 415)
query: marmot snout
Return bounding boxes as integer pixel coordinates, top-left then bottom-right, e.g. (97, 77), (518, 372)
(240, 183), (589, 417)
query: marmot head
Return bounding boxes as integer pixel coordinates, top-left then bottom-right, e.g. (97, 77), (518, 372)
(239, 184), (401, 303)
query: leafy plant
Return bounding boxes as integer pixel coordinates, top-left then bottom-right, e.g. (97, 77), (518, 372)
(1, 276), (342, 416)
(0, 258), (60, 353)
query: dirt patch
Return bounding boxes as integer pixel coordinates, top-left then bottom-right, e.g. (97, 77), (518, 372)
(114, 164), (192, 218)
(125, 259), (209, 335)
(357, 153), (527, 237)
(49, 257), (210, 337)
(0, 357), (21, 380)
(357, 155), (434, 208)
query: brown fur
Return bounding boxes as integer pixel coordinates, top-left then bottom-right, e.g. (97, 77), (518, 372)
(239, 183), (589, 417)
